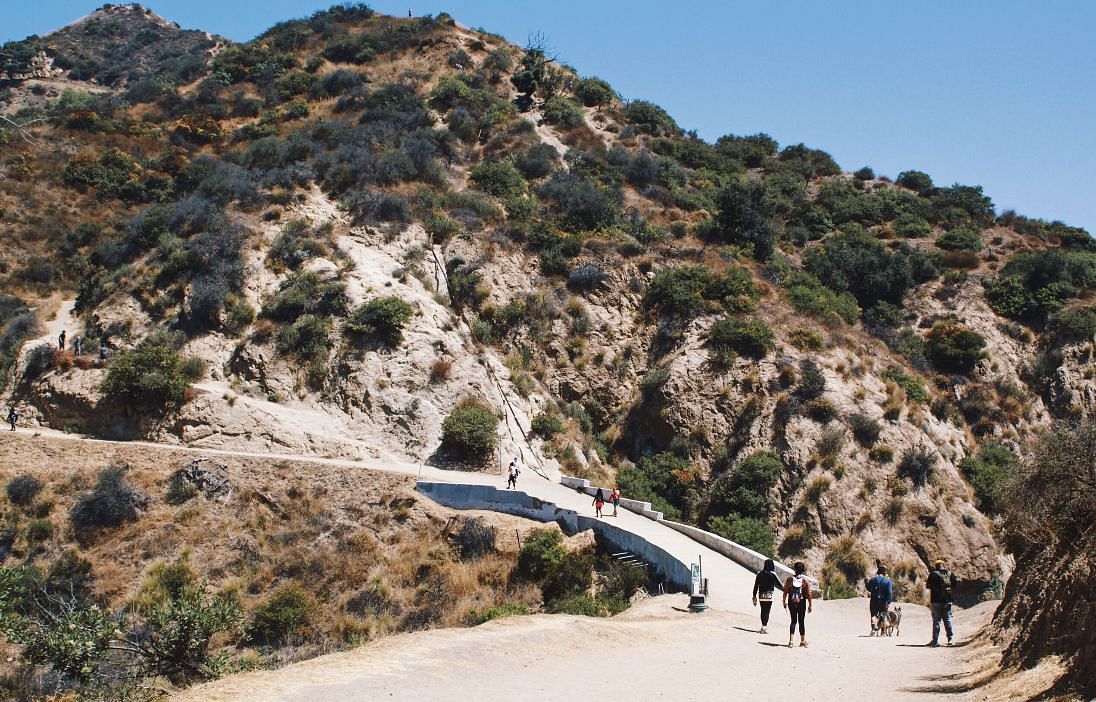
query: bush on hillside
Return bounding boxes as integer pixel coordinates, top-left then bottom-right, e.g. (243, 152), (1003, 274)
(897, 446), (936, 487)
(70, 465), (148, 534)
(622, 100), (681, 136)
(707, 317), (774, 364)
(706, 451), (782, 521)
(100, 337), (193, 410)
(573, 77), (614, 107)
(6, 475), (42, 506)
(783, 272), (860, 325)
(262, 271), (348, 322)
(514, 143), (559, 180)
(540, 96), (584, 129)
(848, 413), (882, 447)
(536, 172), (621, 231)
(274, 314), (332, 360)
(516, 528), (566, 581)
(248, 584), (315, 646)
(530, 413), (564, 439)
(804, 228), (934, 308)
(924, 322), (986, 373)
(714, 179), (778, 260)
(1054, 305), (1096, 343)
(936, 227), (983, 252)
(469, 160), (526, 200)
(644, 265), (758, 317)
(797, 360), (827, 401)
(616, 452), (699, 522)
(345, 297), (415, 347)
(708, 515), (774, 557)
(896, 170), (934, 193)
(441, 400), (499, 461)
(959, 442), (1018, 514)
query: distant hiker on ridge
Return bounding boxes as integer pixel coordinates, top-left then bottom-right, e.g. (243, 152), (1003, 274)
(926, 559), (958, 647)
(74, 335), (82, 356)
(782, 561), (813, 647)
(6, 405), (17, 431)
(507, 457), (520, 489)
(866, 565), (894, 636)
(58, 330), (66, 350)
(751, 558), (783, 634)
(592, 487), (605, 518)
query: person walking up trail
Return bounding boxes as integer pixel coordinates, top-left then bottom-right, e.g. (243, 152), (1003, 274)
(6, 405), (17, 431)
(609, 487), (620, 517)
(506, 458), (520, 489)
(592, 487), (605, 518)
(866, 565), (894, 635)
(751, 558), (783, 634)
(782, 561), (813, 647)
(927, 559), (958, 646)
(58, 330), (66, 350)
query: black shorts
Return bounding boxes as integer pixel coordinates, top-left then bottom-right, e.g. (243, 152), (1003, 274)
(870, 601), (888, 617)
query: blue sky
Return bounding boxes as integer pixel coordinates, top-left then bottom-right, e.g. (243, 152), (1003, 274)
(6, 1), (1095, 233)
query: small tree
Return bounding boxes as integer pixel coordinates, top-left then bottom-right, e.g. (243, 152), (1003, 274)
(925, 322), (986, 373)
(573, 77), (614, 108)
(441, 400), (499, 461)
(345, 297), (415, 347)
(248, 584), (314, 647)
(101, 337), (191, 411)
(707, 317), (774, 364)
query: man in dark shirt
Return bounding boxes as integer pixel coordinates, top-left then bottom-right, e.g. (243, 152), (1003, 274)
(926, 558), (958, 646)
(866, 565), (893, 635)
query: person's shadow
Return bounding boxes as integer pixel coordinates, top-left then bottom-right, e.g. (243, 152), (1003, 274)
(757, 642), (788, 648)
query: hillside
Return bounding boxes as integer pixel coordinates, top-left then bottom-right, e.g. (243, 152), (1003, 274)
(1, 2), (1095, 697)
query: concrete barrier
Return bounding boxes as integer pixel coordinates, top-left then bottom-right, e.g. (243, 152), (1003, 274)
(560, 474), (817, 590)
(660, 519), (819, 589)
(415, 481), (690, 591)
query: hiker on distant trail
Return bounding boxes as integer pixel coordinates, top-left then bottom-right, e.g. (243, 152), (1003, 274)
(751, 558), (783, 634)
(507, 457), (520, 489)
(926, 559), (958, 647)
(58, 330), (66, 350)
(609, 487), (620, 517)
(592, 487), (605, 518)
(6, 405), (17, 431)
(866, 565), (894, 636)
(782, 561), (813, 647)
(99, 341), (108, 361)
(74, 335), (82, 356)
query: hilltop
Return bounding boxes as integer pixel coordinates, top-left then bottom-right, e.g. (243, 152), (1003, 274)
(0, 3), (1094, 699)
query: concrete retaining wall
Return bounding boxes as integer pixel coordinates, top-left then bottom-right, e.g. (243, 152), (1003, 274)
(660, 519), (819, 589)
(560, 474), (818, 590)
(416, 481), (690, 591)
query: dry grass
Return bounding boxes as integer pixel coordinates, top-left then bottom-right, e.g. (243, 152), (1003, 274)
(0, 433), (540, 666)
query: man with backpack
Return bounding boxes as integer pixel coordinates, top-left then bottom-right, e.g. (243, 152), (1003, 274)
(866, 565), (894, 635)
(926, 558), (958, 646)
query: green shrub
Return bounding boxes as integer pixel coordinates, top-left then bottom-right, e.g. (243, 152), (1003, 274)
(70, 466), (147, 534)
(825, 535), (868, 582)
(262, 271), (347, 322)
(797, 360), (826, 400)
(248, 584), (314, 646)
(708, 317), (773, 363)
(709, 514), (774, 556)
(573, 77), (614, 107)
(517, 528), (567, 580)
(804, 228), (933, 308)
(345, 296), (415, 347)
(715, 179), (778, 260)
(275, 314), (332, 360)
(25, 518), (53, 543)
(101, 337), (191, 410)
(936, 227), (983, 252)
(924, 322), (986, 373)
(595, 559), (648, 613)
(536, 172), (621, 231)
(541, 96), (585, 129)
(6, 475), (42, 506)
(848, 413), (882, 447)
(542, 550), (594, 604)
(896, 170), (934, 193)
(882, 368), (930, 403)
(893, 213), (933, 239)
(530, 413), (564, 439)
(550, 594), (606, 617)
(959, 442), (1018, 514)
(470, 160), (526, 200)
(617, 452), (698, 522)
(622, 100), (681, 136)
(644, 265), (758, 317)
(778, 525), (813, 557)
(441, 400), (499, 460)
(1054, 305), (1096, 343)
(706, 451), (781, 521)
(983, 249), (1096, 323)
(783, 272), (859, 325)
(805, 398), (838, 424)
(897, 446), (936, 487)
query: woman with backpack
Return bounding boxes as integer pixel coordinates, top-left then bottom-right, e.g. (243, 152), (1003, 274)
(751, 558), (783, 634)
(782, 561), (813, 647)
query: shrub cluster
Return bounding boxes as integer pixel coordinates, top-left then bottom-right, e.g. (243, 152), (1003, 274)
(707, 317), (774, 364)
(345, 296), (415, 347)
(441, 400), (499, 461)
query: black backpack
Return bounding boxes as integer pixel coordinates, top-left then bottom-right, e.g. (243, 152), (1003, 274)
(932, 569), (953, 600)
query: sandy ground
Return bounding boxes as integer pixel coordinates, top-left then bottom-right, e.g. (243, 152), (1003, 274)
(181, 596), (1003, 702)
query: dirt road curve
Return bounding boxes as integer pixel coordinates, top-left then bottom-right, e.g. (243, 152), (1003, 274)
(182, 597), (999, 702)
